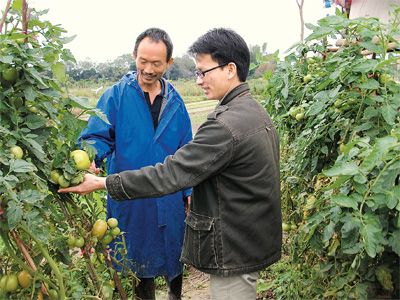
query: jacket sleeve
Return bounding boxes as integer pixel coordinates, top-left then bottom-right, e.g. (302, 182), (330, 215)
(106, 118), (233, 200)
(179, 106), (193, 198)
(78, 87), (117, 166)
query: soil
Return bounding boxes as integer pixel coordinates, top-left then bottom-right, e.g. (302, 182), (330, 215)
(182, 267), (210, 300)
(155, 266), (210, 300)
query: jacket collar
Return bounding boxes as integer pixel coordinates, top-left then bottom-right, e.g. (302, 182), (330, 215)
(220, 82), (250, 106)
(124, 71), (169, 99)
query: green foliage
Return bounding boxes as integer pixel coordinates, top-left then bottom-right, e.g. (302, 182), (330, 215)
(0, 4), (135, 299)
(263, 8), (400, 300)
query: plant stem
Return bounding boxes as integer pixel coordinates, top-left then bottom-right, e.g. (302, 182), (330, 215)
(19, 224), (66, 299)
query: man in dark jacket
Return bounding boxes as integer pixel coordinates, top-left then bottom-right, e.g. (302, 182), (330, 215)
(60, 28), (282, 300)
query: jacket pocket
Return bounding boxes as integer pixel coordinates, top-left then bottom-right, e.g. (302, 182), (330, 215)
(182, 211), (218, 268)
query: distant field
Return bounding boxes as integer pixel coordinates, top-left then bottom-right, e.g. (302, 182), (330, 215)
(68, 78), (266, 133)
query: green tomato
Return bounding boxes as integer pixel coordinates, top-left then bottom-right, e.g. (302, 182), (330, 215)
(75, 237), (85, 248)
(4, 274), (19, 292)
(303, 74), (312, 83)
(101, 233), (114, 245)
(70, 149), (91, 170)
(67, 235), (76, 248)
(0, 276), (6, 289)
(107, 218), (118, 228)
(50, 170), (62, 184)
(102, 284), (114, 300)
(58, 176), (70, 188)
(2, 68), (19, 83)
(111, 227), (121, 236)
(48, 289), (59, 300)
(379, 73), (393, 84)
(282, 223), (291, 232)
(10, 145), (23, 159)
(295, 112), (304, 121)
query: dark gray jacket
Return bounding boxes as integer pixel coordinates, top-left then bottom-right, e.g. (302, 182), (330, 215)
(106, 83), (282, 276)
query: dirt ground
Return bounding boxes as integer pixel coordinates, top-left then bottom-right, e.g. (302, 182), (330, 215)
(155, 267), (210, 300)
(181, 267), (210, 300)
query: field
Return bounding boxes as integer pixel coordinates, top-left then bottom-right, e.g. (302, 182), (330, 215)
(69, 79), (266, 133)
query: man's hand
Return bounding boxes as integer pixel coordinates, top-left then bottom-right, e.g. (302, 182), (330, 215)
(58, 173), (106, 195)
(89, 161), (101, 174)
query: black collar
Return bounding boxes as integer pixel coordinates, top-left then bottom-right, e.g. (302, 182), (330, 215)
(220, 83), (250, 105)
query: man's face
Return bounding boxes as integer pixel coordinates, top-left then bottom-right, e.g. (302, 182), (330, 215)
(134, 37), (172, 87)
(195, 54), (230, 101)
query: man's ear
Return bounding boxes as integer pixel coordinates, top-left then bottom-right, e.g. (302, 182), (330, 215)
(133, 51), (137, 60)
(228, 62), (237, 79)
(167, 57), (174, 67)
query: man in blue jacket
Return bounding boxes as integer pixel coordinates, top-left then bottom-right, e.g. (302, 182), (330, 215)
(78, 28), (192, 299)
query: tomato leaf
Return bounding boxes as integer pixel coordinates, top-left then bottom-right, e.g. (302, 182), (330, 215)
(18, 190), (45, 205)
(381, 104), (397, 125)
(323, 162), (359, 177)
(52, 62), (67, 83)
(331, 195), (358, 210)
(358, 79), (379, 90)
(10, 159), (37, 173)
(6, 200), (23, 229)
(388, 230), (400, 256)
(360, 214), (384, 258)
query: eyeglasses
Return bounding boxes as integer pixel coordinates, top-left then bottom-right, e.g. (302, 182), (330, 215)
(194, 63), (229, 78)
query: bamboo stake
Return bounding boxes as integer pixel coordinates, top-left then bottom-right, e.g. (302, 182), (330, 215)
(0, 0), (12, 32)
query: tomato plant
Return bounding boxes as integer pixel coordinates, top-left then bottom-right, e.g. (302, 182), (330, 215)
(263, 8), (400, 300)
(0, 2), (134, 299)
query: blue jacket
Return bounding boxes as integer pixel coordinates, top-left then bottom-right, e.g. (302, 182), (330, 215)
(79, 71), (192, 280)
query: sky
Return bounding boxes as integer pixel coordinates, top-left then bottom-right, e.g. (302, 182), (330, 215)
(6, 0), (337, 62)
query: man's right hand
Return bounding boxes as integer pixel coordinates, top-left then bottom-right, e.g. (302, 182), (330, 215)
(58, 173), (106, 195)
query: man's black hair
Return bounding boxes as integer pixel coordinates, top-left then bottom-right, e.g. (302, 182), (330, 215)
(134, 28), (173, 61)
(188, 28), (250, 82)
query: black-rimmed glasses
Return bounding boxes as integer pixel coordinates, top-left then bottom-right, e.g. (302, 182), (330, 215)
(194, 63), (229, 79)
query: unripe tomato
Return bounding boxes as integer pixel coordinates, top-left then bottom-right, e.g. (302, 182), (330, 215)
(70, 174), (84, 186)
(50, 170), (62, 184)
(282, 223), (291, 232)
(107, 218), (118, 228)
(2, 68), (19, 83)
(10, 146), (23, 159)
(70, 150), (91, 170)
(303, 74), (312, 83)
(67, 235), (76, 248)
(295, 112), (304, 121)
(339, 143), (346, 153)
(48, 289), (58, 300)
(4, 274), (19, 292)
(75, 236), (85, 248)
(92, 219), (108, 239)
(111, 227), (121, 236)
(17, 270), (32, 288)
(0, 276), (6, 289)
(102, 284), (114, 300)
(379, 73), (393, 84)
(58, 176), (70, 188)
(101, 233), (114, 245)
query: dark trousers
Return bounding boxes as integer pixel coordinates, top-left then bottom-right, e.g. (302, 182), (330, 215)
(135, 273), (183, 300)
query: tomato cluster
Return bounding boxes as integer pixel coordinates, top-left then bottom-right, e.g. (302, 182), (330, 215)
(50, 149), (93, 188)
